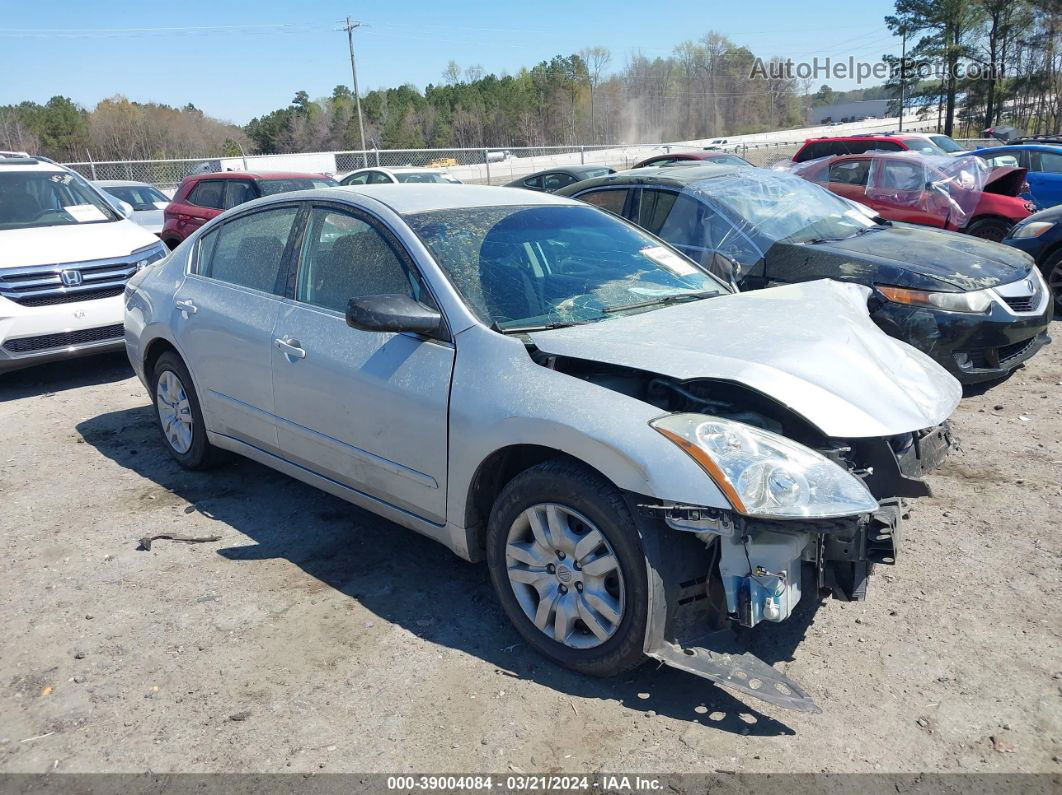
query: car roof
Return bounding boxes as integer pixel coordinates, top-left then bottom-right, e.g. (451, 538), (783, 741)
(513, 164), (615, 179)
(557, 163), (747, 193)
(0, 155), (67, 173)
(187, 171), (329, 181)
(301, 184), (576, 214)
(984, 144), (1061, 153)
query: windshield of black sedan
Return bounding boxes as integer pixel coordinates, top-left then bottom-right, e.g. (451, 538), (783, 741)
(407, 205), (726, 330)
(0, 171), (120, 230)
(699, 170), (877, 245)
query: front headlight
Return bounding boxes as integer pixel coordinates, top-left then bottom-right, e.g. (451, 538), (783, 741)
(1010, 221), (1054, 239)
(651, 414), (879, 519)
(877, 284), (993, 313)
(131, 241), (168, 270)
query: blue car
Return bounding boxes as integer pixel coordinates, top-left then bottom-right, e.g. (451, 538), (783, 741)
(1003, 203), (1062, 311)
(973, 144), (1062, 210)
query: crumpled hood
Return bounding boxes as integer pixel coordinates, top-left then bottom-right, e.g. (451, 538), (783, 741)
(0, 220), (159, 269)
(530, 279), (961, 439)
(801, 223), (1032, 291)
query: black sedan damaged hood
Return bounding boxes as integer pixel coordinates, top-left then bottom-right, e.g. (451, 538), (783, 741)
(770, 222), (1032, 292)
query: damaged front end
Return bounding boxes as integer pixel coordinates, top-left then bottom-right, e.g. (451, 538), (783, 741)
(633, 416), (952, 714)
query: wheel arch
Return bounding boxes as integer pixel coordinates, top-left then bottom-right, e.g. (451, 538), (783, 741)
(462, 444), (640, 561)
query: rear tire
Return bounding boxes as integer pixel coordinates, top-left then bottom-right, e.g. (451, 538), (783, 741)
(1041, 250), (1062, 313)
(151, 351), (227, 470)
(485, 458), (649, 678)
(964, 217), (1012, 242)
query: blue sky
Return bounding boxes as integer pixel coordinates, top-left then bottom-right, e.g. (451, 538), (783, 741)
(0, 0), (901, 124)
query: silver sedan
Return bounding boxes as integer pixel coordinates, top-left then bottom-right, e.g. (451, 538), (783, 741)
(124, 184), (961, 713)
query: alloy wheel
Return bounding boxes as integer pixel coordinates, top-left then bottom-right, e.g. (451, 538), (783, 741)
(505, 503), (625, 649)
(156, 369), (194, 454)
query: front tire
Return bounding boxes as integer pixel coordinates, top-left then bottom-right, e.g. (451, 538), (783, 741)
(485, 459), (649, 677)
(151, 351), (227, 470)
(1042, 249), (1062, 312)
(965, 217), (1012, 242)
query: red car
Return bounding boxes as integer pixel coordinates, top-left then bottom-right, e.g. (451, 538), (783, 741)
(161, 171), (336, 248)
(793, 152), (1035, 241)
(791, 133), (947, 163)
(632, 150), (753, 169)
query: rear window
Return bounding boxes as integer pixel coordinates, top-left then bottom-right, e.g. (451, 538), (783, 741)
(188, 180), (224, 209)
(258, 177), (337, 195)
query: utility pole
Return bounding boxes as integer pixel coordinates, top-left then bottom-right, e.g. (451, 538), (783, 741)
(344, 16), (369, 167)
(898, 26), (907, 132)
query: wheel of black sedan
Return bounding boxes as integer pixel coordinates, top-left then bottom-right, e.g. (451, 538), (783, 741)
(1043, 250), (1062, 312)
(485, 458), (649, 677)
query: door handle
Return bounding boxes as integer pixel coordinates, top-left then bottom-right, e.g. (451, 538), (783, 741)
(174, 299), (197, 315)
(274, 336), (306, 359)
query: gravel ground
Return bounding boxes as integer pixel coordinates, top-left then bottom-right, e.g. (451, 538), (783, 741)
(0, 325), (1060, 775)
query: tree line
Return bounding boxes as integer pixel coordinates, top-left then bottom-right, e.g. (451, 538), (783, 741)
(1, 5), (1059, 163)
(885, 0), (1061, 136)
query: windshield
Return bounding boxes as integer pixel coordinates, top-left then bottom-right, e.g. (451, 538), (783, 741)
(0, 171), (119, 231)
(406, 205), (727, 331)
(258, 177), (337, 195)
(706, 154), (752, 167)
(930, 135), (965, 153)
(697, 170), (876, 246)
(395, 172), (448, 184)
(101, 184), (168, 211)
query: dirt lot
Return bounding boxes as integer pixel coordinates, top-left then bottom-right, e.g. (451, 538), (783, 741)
(1, 325), (1060, 776)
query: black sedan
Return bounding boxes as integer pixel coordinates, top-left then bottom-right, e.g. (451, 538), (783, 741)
(559, 165), (1053, 384)
(505, 165), (616, 193)
(1002, 204), (1062, 312)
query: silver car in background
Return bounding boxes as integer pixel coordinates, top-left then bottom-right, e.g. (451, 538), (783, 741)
(94, 180), (170, 238)
(124, 185), (961, 713)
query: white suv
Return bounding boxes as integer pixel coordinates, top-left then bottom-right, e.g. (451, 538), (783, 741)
(0, 155), (168, 374)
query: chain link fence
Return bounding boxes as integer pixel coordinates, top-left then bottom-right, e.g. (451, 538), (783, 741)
(61, 132), (1000, 195)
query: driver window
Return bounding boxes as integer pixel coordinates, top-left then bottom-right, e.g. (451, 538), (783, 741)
(828, 160), (871, 187)
(344, 172), (370, 185)
(578, 188), (628, 215)
(877, 161), (925, 191)
(296, 207), (423, 314)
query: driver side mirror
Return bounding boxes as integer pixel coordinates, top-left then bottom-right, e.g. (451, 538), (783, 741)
(116, 199), (134, 219)
(708, 252), (741, 292)
(346, 294), (444, 338)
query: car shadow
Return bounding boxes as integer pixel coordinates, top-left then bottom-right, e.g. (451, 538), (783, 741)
(76, 404), (801, 735)
(0, 352), (132, 402)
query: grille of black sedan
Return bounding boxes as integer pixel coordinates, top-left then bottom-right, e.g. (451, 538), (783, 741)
(3, 324), (124, 354)
(998, 280), (1042, 313)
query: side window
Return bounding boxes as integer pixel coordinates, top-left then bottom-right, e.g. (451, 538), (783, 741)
(651, 193), (760, 270)
(367, 171), (393, 184)
(543, 172), (577, 191)
(877, 160), (926, 191)
(188, 180), (224, 209)
(194, 227), (220, 274)
(202, 206), (298, 293)
(295, 208), (423, 313)
(637, 189), (679, 234)
(828, 159), (871, 186)
(1038, 151), (1062, 173)
(985, 153), (1020, 168)
(577, 188), (628, 215)
(344, 172), (370, 185)
(523, 175), (543, 190)
(222, 181), (256, 210)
